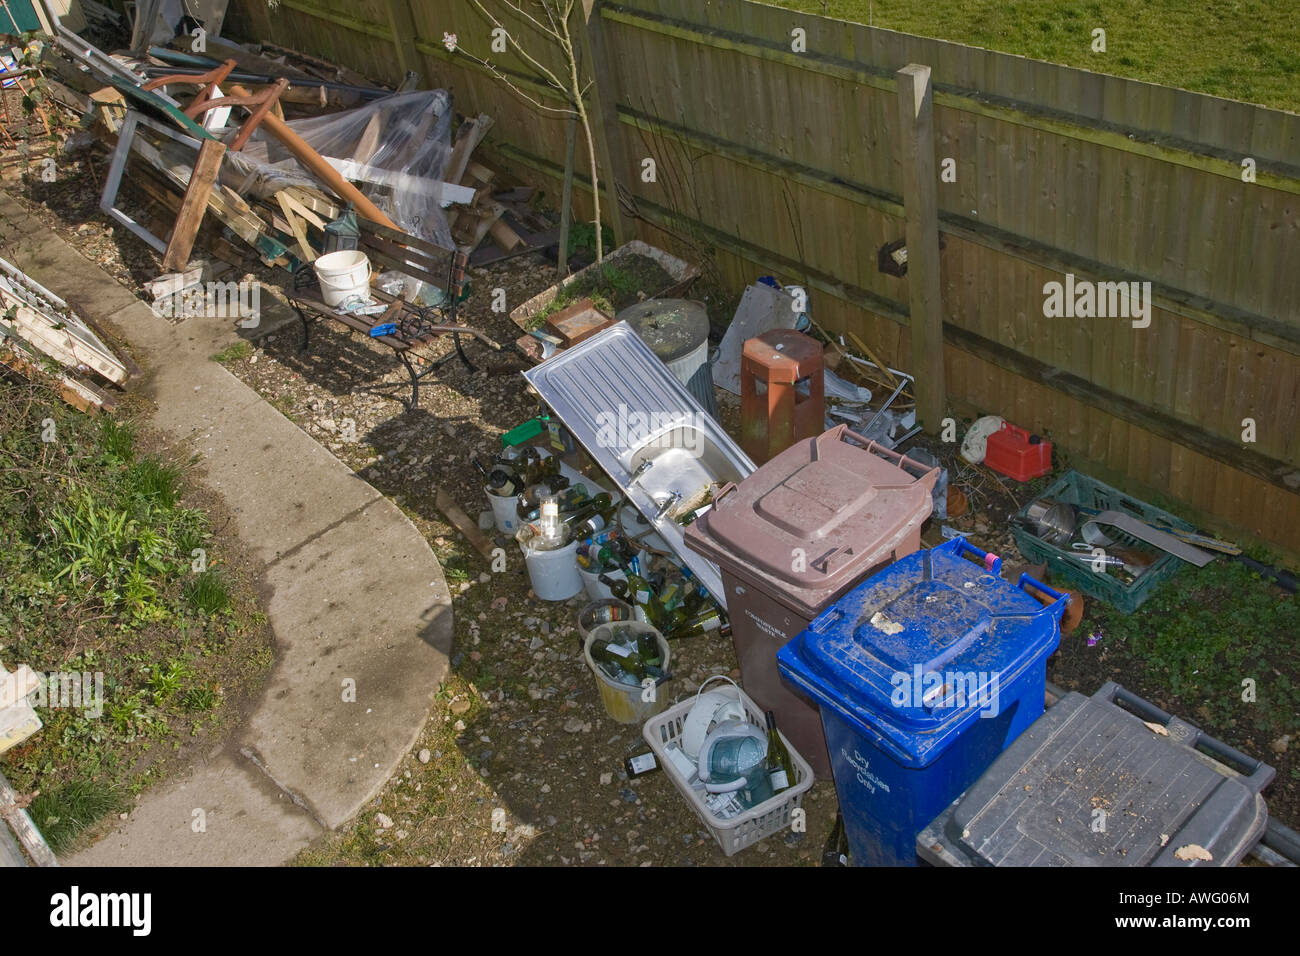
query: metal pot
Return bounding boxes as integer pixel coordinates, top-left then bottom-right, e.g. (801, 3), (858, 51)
(1024, 498), (1077, 546)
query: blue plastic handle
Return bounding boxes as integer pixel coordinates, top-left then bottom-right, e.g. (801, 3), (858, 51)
(948, 536), (1002, 575)
(1016, 573), (1065, 604)
(369, 322), (397, 338)
(1017, 574), (1071, 624)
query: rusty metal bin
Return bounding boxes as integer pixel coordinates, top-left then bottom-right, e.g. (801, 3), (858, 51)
(684, 425), (938, 777)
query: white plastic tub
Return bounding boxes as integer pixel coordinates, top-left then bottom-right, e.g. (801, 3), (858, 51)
(314, 249), (371, 307)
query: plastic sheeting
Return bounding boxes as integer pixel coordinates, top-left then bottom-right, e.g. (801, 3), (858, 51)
(233, 89), (457, 250)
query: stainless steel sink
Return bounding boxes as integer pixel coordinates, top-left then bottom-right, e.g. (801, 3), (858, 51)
(523, 322), (754, 606)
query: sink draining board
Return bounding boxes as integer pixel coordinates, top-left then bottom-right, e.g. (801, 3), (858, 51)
(524, 322), (755, 607)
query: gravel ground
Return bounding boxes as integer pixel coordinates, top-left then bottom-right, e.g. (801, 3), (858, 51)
(219, 259), (849, 867)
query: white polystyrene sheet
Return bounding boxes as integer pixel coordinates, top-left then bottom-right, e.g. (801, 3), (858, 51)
(712, 282), (798, 394)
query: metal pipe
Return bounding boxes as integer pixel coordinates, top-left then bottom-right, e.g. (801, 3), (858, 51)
(140, 61), (391, 100)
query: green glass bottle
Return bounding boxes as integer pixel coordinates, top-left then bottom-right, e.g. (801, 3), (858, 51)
(590, 639), (646, 683)
(597, 573), (629, 600)
(668, 607), (724, 639)
(764, 710), (795, 794)
(625, 569), (668, 629)
(635, 631), (662, 667)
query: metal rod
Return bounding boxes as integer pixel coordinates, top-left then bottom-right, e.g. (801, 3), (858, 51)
(139, 63), (391, 100)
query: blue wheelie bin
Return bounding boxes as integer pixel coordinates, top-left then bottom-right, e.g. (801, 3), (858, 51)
(777, 537), (1068, 866)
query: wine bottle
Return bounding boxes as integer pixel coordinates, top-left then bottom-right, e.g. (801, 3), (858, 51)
(624, 751), (660, 778)
(821, 811), (849, 867)
(625, 569), (668, 629)
(562, 493), (613, 537)
(485, 462), (522, 497)
(635, 631), (662, 667)
(590, 638), (646, 682)
(763, 710), (795, 794)
(598, 574), (630, 600)
(667, 607), (724, 639)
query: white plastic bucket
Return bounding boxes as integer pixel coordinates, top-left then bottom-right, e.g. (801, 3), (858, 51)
(314, 249), (372, 307)
(580, 564), (625, 600)
(522, 537), (583, 601)
(486, 487), (519, 535)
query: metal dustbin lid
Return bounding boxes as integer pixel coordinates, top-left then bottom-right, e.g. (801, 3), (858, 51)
(617, 299), (709, 365)
(776, 538), (1066, 764)
(684, 424), (939, 618)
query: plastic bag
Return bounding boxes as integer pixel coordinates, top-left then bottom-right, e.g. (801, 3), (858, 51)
(233, 89), (456, 250)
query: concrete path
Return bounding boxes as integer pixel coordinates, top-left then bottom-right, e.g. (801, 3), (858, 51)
(0, 192), (453, 865)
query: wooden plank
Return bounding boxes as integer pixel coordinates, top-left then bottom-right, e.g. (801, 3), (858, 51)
(943, 322), (1300, 496)
(435, 486), (497, 561)
(162, 137), (226, 272)
(443, 114), (494, 192)
(382, 0), (424, 79)
(895, 64), (945, 433)
(276, 192), (316, 262)
(598, 4), (1300, 194)
(322, 156), (477, 204)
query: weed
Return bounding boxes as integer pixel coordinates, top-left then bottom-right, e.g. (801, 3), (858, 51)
(145, 659), (192, 705)
(183, 684), (217, 712)
(97, 416), (135, 463)
(123, 456), (182, 510)
(27, 781), (123, 852)
(442, 553), (471, 583)
(184, 569), (231, 616)
(210, 340), (252, 364)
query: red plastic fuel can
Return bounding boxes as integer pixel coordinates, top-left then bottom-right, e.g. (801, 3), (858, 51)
(984, 422), (1053, 481)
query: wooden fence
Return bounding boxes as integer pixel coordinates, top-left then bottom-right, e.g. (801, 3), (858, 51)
(225, 0), (1300, 558)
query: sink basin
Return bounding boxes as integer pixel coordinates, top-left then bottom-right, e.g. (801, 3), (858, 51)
(626, 426), (745, 512)
(523, 323), (755, 606)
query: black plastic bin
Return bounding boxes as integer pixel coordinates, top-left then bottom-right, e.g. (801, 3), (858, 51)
(918, 682), (1275, 867)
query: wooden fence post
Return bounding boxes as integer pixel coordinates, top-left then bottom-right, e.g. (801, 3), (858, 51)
(895, 63), (946, 434)
(383, 0), (424, 84)
(576, 0), (632, 248)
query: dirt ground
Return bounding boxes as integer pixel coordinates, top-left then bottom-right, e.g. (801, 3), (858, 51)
(7, 141), (1294, 866)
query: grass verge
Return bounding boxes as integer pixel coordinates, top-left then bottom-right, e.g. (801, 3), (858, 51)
(0, 379), (274, 853)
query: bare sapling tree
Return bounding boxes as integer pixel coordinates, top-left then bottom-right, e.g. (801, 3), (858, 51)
(457, 0), (606, 261)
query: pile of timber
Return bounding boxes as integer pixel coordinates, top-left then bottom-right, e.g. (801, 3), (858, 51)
(0, 257), (130, 414)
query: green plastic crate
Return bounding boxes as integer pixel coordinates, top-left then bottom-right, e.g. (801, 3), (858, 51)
(1011, 470), (1196, 614)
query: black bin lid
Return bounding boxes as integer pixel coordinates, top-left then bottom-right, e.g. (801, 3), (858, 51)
(616, 299), (709, 364)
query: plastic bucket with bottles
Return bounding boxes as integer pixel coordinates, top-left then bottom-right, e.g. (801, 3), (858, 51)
(521, 535), (583, 601)
(583, 620), (671, 724)
(486, 489), (519, 535)
(576, 598), (634, 650)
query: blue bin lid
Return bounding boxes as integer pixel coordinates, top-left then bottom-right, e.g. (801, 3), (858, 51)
(777, 537), (1066, 767)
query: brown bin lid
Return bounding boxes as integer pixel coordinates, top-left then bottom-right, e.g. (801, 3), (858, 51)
(684, 425), (939, 617)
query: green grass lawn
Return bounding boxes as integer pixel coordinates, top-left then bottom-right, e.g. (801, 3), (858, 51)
(767, 0), (1300, 111)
